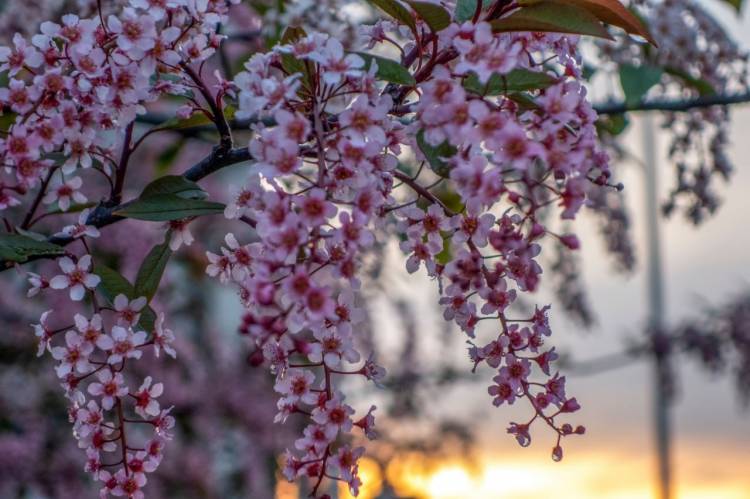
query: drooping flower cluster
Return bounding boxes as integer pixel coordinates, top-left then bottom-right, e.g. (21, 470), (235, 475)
(0, 0), (235, 213)
(0, 0), (235, 496)
(213, 3), (628, 490)
(599, 0), (748, 223)
(1, 0), (660, 495)
(34, 284), (177, 499)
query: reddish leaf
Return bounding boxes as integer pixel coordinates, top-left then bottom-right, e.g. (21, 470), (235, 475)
(491, 2), (613, 40)
(548, 0), (657, 45)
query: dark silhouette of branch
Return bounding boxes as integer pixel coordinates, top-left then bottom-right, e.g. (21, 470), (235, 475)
(593, 91), (750, 115)
(1, 146), (252, 272)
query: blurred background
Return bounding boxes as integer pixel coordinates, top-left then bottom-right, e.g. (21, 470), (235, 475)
(1, 0), (749, 498)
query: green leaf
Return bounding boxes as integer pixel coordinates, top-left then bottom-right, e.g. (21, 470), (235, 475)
(596, 113), (630, 136)
(14, 228), (50, 242)
(134, 242), (172, 301)
(155, 138), (185, 174)
(96, 264), (157, 332)
(368, 0), (417, 32)
(96, 264), (136, 304)
(718, 0), (743, 13)
(619, 63), (662, 106)
(541, 0), (656, 45)
(154, 105), (236, 131)
(0, 111), (16, 133)
(157, 111), (213, 131)
(490, 1), (613, 40)
(455, 0), (485, 22)
(508, 92), (542, 110)
(406, 1), (451, 31)
(139, 308), (157, 334)
(463, 68), (556, 95)
(582, 64), (597, 81)
(416, 129), (457, 178)
(114, 195), (225, 222)
(280, 25), (307, 44)
(357, 53), (416, 86)
(42, 202), (98, 217)
(141, 176), (208, 200)
(664, 67), (715, 96)
(0, 234), (65, 263)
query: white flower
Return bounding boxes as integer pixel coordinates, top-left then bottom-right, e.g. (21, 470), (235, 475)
(51, 330), (93, 377)
(48, 255), (100, 301)
(114, 294), (147, 326)
(152, 313), (176, 359)
(74, 313), (103, 347)
(307, 327), (360, 368)
(166, 219), (194, 250)
(96, 326), (147, 364)
(274, 368), (318, 405)
(57, 209), (100, 239)
(87, 370), (128, 410)
(26, 272), (47, 297)
(310, 392), (354, 436)
(43, 176), (86, 212)
(31, 309), (53, 356)
(133, 376), (164, 418)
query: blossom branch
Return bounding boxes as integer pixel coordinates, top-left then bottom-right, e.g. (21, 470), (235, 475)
(593, 90), (750, 115)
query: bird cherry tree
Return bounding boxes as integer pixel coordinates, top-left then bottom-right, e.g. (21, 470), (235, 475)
(0, 0), (659, 496)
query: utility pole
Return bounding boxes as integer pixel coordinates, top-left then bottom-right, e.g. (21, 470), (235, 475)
(641, 115), (672, 499)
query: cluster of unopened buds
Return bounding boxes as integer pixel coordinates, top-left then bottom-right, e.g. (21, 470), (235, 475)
(0, 0), (655, 495)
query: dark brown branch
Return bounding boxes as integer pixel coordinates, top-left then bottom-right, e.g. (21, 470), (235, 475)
(112, 122), (135, 204)
(593, 91), (750, 115)
(1, 147), (252, 271)
(180, 61), (233, 151)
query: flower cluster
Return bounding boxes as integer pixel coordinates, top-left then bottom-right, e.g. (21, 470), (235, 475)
(599, 0), (748, 223)
(2, 0), (658, 495)
(0, 0), (234, 497)
(212, 4), (625, 491)
(0, 0), (233, 214)
(34, 281), (177, 498)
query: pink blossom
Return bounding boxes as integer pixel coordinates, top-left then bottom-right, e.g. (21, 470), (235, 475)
(75, 313), (104, 347)
(57, 209), (100, 239)
(133, 376), (164, 418)
(112, 468), (147, 499)
(167, 219), (195, 250)
(43, 176), (86, 212)
(329, 445), (365, 482)
(308, 37), (364, 85)
(96, 326), (147, 364)
(0, 33), (43, 76)
(39, 15), (96, 54)
(114, 294), (147, 327)
(274, 368), (318, 405)
(31, 309), (54, 356)
(49, 255), (100, 301)
(88, 370), (129, 410)
(339, 95), (391, 145)
(488, 371), (519, 406)
(308, 327), (360, 368)
(491, 121), (546, 171)
(107, 8), (157, 56)
(311, 393), (354, 436)
(51, 330), (93, 377)
(295, 423), (336, 454)
(152, 313), (176, 359)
